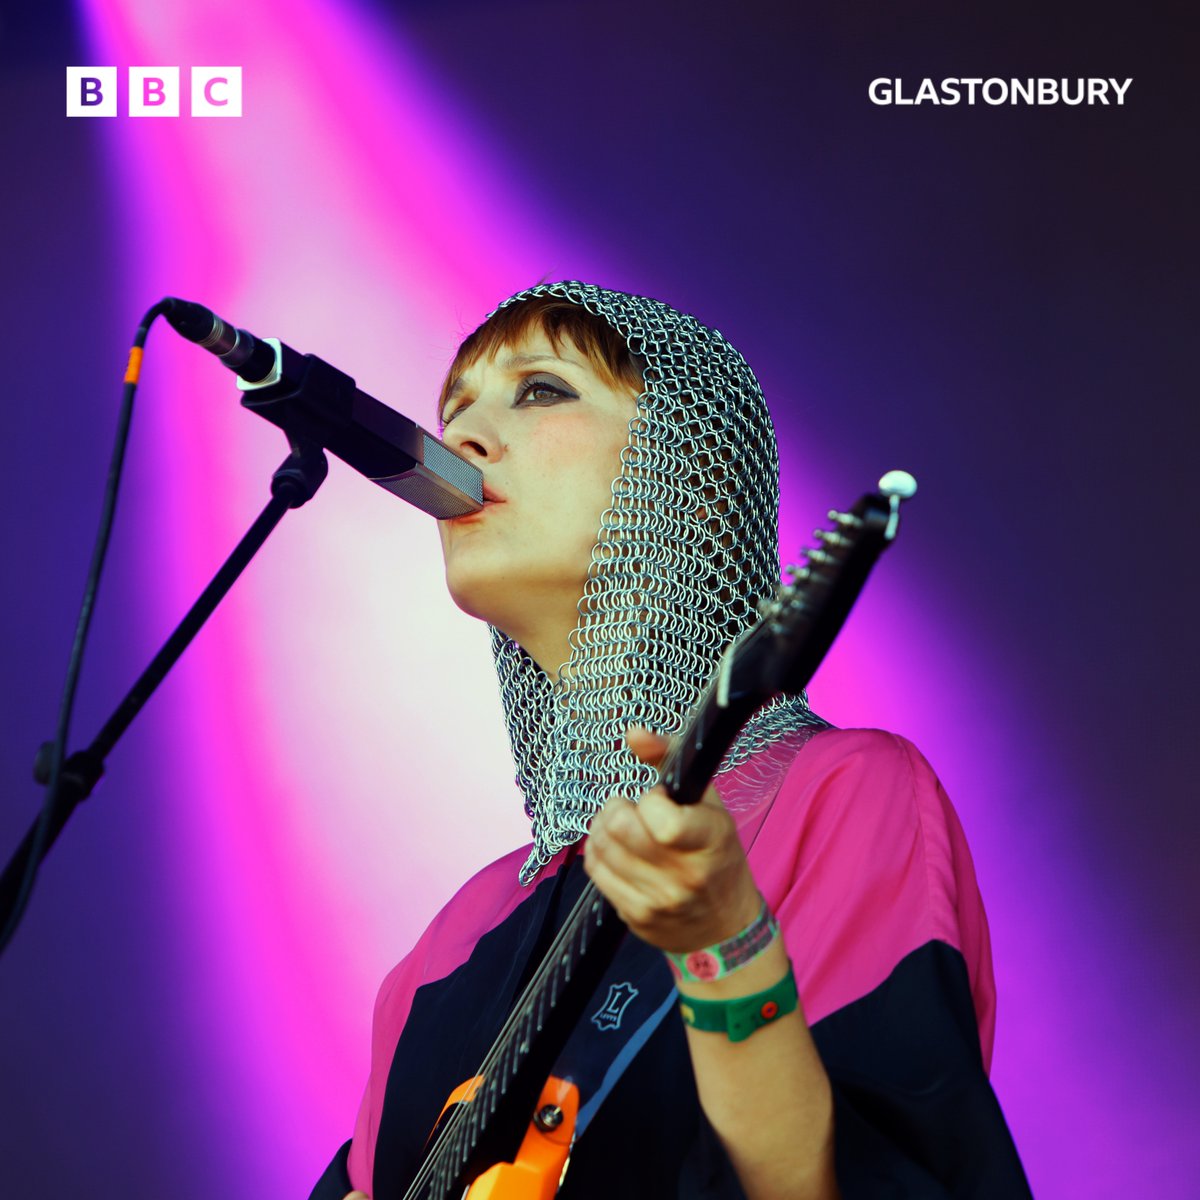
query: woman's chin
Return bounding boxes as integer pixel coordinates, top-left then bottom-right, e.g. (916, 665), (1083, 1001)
(444, 582), (494, 624)
(444, 570), (519, 629)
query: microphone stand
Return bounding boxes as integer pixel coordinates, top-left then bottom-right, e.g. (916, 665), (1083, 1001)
(0, 438), (329, 934)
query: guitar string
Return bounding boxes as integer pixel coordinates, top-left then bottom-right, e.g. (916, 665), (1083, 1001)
(403, 610), (795, 1197)
(403, 727), (694, 1199)
(403, 874), (614, 1199)
(403, 595), (816, 1195)
(403, 512), (885, 1196)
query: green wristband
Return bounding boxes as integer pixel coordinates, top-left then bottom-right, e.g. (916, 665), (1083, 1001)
(677, 964), (799, 1043)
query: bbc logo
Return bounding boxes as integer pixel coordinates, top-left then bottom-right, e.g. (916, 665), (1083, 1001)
(66, 67), (243, 117)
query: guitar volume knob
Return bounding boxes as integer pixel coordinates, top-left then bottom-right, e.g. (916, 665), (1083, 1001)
(535, 1104), (565, 1131)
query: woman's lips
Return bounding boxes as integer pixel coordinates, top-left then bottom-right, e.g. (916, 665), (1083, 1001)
(450, 489), (503, 522)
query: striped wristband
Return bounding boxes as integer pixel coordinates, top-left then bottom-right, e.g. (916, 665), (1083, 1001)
(664, 899), (779, 983)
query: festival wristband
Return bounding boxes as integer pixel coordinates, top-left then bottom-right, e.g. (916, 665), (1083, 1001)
(664, 899), (779, 982)
(677, 964), (799, 1043)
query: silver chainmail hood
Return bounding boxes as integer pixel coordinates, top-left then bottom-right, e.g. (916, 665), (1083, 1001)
(476, 282), (830, 884)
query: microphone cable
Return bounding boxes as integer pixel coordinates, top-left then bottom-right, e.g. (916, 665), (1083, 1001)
(0, 300), (169, 956)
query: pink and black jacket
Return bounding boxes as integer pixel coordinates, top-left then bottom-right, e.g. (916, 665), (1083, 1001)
(311, 728), (1031, 1198)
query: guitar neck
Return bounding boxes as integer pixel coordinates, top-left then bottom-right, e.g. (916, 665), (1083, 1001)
(409, 476), (915, 1199)
(412, 691), (760, 1199)
(410, 880), (626, 1200)
(660, 674), (762, 805)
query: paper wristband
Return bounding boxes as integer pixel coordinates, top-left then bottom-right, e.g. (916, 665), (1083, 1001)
(678, 965), (799, 1043)
(664, 899), (779, 983)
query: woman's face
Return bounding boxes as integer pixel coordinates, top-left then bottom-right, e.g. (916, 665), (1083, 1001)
(436, 326), (640, 676)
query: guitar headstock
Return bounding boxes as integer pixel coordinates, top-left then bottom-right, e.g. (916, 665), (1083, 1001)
(659, 471), (917, 805)
(731, 471), (917, 701)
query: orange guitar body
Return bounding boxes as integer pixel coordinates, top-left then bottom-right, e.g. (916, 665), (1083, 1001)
(432, 1074), (580, 1199)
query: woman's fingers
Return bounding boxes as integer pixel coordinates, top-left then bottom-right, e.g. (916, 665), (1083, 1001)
(581, 724), (761, 951)
(624, 725), (728, 816)
(636, 787), (723, 851)
(592, 786), (722, 860)
(585, 841), (682, 930)
(625, 724), (670, 765)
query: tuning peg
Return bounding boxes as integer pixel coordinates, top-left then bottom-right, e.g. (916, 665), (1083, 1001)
(814, 528), (849, 548)
(878, 470), (918, 500)
(806, 547), (832, 566)
(827, 509), (865, 530)
(782, 564), (810, 584)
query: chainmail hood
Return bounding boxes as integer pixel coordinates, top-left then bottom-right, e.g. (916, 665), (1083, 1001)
(474, 282), (828, 883)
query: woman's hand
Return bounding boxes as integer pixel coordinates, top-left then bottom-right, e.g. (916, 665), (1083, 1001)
(587, 729), (838, 1200)
(582, 726), (762, 954)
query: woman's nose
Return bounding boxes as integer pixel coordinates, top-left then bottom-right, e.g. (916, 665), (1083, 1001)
(442, 401), (503, 462)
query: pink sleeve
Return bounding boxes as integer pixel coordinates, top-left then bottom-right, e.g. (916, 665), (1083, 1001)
(736, 728), (997, 1070)
(345, 917), (439, 1193)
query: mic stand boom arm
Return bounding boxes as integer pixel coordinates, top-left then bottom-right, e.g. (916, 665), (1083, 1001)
(0, 439), (329, 937)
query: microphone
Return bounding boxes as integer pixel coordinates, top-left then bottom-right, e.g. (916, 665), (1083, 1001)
(162, 298), (483, 519)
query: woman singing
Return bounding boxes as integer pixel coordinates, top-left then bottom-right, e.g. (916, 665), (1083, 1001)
(311, 281), (1030, 1199)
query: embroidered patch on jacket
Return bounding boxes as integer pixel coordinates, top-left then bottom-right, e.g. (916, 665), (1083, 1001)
(590, 981), (639, 1031)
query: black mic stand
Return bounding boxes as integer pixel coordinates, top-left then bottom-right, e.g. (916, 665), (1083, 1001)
(0, 438), (329, 935)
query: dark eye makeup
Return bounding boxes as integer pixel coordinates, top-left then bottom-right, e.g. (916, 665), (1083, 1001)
(441, 373), (579, 427)
(516, 374), (577, 406)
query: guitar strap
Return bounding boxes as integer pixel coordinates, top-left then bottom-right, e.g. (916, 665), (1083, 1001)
(544, 864), (679, 1140)
(573, 982), (677, 1138)
(540, 749), (802, 1143)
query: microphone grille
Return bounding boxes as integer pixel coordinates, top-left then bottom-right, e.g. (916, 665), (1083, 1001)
(370, 433), (484, 519)
(422, 434), (484, 507)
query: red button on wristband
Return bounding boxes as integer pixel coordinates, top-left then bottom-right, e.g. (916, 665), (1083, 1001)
(677, 963), (799, 1043)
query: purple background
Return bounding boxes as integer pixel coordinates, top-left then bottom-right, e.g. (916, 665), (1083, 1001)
(1, 1), (1194, 1196)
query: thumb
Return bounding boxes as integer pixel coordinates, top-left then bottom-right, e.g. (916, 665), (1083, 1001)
(625, 725), (671, 766)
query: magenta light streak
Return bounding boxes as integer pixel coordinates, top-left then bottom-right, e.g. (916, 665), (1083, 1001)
(74, 0), (612, 1190)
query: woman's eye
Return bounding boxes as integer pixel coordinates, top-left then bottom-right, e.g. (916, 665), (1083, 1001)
(518, 377), (576, 405)
(441, 376), (577, 427)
